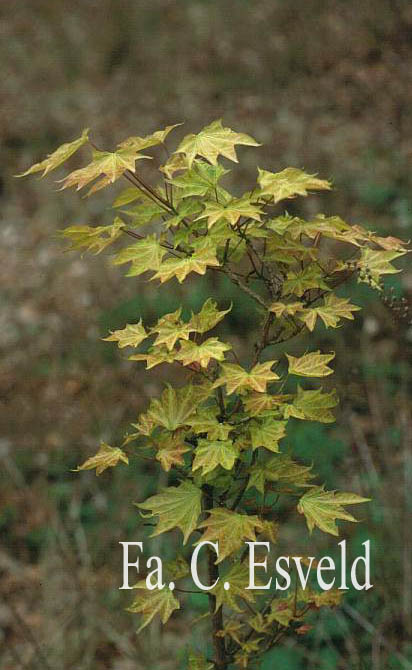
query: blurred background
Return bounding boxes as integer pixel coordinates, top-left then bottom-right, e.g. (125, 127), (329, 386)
(1, 1), (411, 668)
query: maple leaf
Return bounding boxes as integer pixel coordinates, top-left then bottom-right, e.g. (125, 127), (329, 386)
(282, 265), (330, 297)
(197, 508), (263, 562)
(103, 320), (147, 349)
(175, 119), (260, 167)
(146, 384), (197, 431)
(286, 351), (335, 377)
(196, 194), (262, 228)
(269, 301), (304, 317)
(118, 123), (182, 152)
(153, 242), (219, 283)
(127, 582), (179, 632)
(247, 454), (313, 494)
(297, 485), (370, 536)
(299, 294), (361, 332)
(112, 234), (167, 276)
(212, 563), (262, 613)
(168, 160), (229, 198)
(249, 417), (287, 452)
(119, 199), (166, 226)
(189, 298), (231, 334)
(75, 442), (128, 476)
(138, 480), (202, 544)
(264, 233), (311, 265)
(175, 338), (231, 368)
(216, 620), (245, 644)
(286, 385), (338, 423)
(16, 128), (90, 177)
(60, 218), (125, 254)
(243, 392), (291, 417)
(214, 361), (280, 395)
(257, 167), (331, 203)
(151, 308), (193, 351)
(187, 408), (233, 440)
(160, 153), (190, 179)
(268, 598), (294, 626)
(358, 247), (407, 285)
(154, 433), (190, 472)
(58, 147), (151, 195)
(192, 439), (239, 475)
(129, 346), (175, 369)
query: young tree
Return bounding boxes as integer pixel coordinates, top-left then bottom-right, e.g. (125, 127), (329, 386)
(19, 120), (408, 669)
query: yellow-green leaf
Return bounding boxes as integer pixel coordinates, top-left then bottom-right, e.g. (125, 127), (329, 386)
(151, 308), (193, 351)
(75, 442), (128, 476)
(286, 385), (338, 423)
(138, 480), (202, 544)
(192, 439), (239, 475)
(60, 218), (125, 254)
(249, 418), (287, 452)
(58, 147), (150, 195)
(197, 508), (263, 562)
(145, 384), (197, 431)
(214, 361), (280, 395)
(257, 167), (331, 203)
(282, 266), (330, 297)
(187, 651), (214, 670)
(247, 454), (313, 494)
(112, 234), (167, 276)
(127, 582), (179, 632)
(103, 320), (147, 348)
(299, 294), (361, 332)
(297, 485), (370, 536)
(118, 123), (182, 152)
(175, 119), (260, 167)
(176, 337), (231, 368)
(129, 346), (175, 369)
(196, 194), (262, 228)
(155, 434), (190, 472)
(212, 563), (262, 613)
(189, 298), (231, 334)
(153, 242), (219, 284)
(168, 161), (229, 199)
(286, 351), (335, 378)
(16, 128), (90, 178)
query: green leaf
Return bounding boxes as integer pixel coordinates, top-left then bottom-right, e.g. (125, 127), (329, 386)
(138, 480), (202, 544)
(247, 454), (314, 494)
(192, 439), (239, 475)
(112, 234), (167, 276)
(212, 563), (262, 613)
(75, 442), (128, 476)
(175, 119), (260, 167)
(168, 160), (229, 199)
(249, 417), (287, 452)
(118, 123), (182, 152)
(196, 194), (262, 228)
(119, 199), (165, 226)
(16, 128), (90, 177)
(189, 298), (231, 334)
(103, 320), (147, 349)
(197, 508), (263, 562)
(129, 346), (175, 369)
(127, 582), (179, 632)
(188, 408), (233, 440)
(282, 265), (330, 297)
(286, 351), (335, 377)
(145, 384), (197, 431)
(297, 485), (370, 536)
(269, 301), (304, 317)
(286, 385), (338, 423)
(58, 147), (151, 195)
(358, 247), (407, 285)
(243, 392), (292, 417)
(60, 218), (125, 254)
(153, 241), (219, 284)
(214, 361), (280, 395)
(155, 433), (190, 472)
(257, 167), (331, 203)
(151, 308), (193, 351)
(299, 294), (361, 331)
(176, 337), (231, 368)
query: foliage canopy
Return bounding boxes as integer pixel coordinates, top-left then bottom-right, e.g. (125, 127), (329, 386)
(19, 119), (408, 669)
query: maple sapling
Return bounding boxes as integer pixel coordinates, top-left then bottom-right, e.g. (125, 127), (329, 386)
(18, 120), (407, 670)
